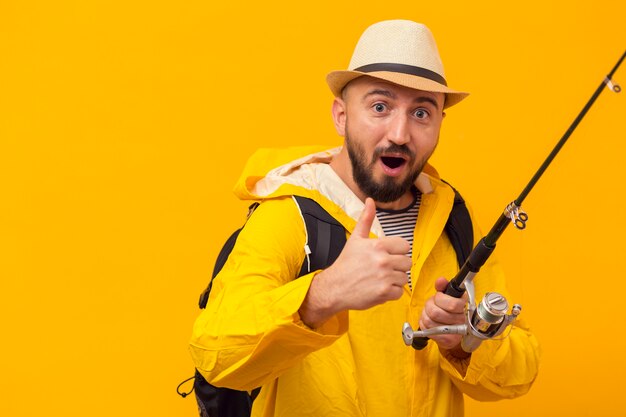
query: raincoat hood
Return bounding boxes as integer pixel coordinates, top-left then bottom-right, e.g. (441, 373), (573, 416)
(233, 145), (446, 237)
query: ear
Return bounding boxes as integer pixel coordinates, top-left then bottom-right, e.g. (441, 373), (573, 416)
(331, 97), (347, 137)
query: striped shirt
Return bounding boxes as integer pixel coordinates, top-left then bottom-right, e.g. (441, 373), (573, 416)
(376, 189), (421, 289)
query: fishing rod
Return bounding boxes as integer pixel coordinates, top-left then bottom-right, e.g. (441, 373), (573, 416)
(403, 50), (626, 352)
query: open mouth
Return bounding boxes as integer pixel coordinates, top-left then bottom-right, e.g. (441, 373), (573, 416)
(380, 156), (407, 169)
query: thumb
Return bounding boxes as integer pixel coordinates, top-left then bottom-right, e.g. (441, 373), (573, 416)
(352, 197), (376, 238)
(434, 277), (449, 292)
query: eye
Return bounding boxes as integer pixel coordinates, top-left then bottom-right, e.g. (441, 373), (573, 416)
(414, 109), (429, 119)
(373, 103), (387, 113)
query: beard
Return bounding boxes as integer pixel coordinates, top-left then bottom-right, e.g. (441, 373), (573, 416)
(346, 133), (427, 203)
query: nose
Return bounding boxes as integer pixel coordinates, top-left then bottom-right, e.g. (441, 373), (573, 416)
(387, 113), (410, 145)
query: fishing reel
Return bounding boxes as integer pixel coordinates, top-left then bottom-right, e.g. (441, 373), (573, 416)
(402, 278), (522, 353)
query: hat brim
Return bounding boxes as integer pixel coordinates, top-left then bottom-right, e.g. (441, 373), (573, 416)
(326, 70), (469, 109)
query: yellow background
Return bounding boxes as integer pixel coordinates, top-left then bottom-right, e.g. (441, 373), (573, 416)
(2, 1), (625, 416)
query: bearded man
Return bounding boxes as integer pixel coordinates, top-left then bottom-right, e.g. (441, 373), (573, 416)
(190, 19), (540, 417)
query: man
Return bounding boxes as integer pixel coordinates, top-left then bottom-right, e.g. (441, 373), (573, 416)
(190, 20), (540, 416)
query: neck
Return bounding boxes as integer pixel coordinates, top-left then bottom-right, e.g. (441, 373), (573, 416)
(374, 191), (415, 211)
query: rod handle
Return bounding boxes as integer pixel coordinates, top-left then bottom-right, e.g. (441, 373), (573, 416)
(412, 239), (495, 350)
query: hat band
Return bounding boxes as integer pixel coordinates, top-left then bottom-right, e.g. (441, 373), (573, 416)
(352, 63), (447, 86)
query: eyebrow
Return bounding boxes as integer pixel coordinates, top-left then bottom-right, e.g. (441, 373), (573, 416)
(414, 96), (440, 111)
(363, 89), (440, 111)
(363, 89), (396, 101)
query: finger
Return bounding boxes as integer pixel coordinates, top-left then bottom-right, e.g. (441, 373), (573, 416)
(428, 334), (463, 351)
(387, 254), (412, 273)
(352, 197), (376, 238)
(376, 236), (410, 255)
(433, 292), (467, 314)
(380, 283), (404, 303)
(420, 304), (465, 328)
(388, 270), (410, 287)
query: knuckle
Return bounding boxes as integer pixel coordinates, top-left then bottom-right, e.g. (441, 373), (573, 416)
(372, 239), (385, 251)
(434, 293), (463, 312)
(429, 308), (447, 323)
(422, 304), (435, 321)
(375, 282), (392, 298)
(374, 282), (403, 301)
(376, 256), (391, 269)
(419, 315), (434, 329)
(443, 298), (466, 313)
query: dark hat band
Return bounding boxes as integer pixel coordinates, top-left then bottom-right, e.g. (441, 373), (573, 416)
(352, 63), (447, 86)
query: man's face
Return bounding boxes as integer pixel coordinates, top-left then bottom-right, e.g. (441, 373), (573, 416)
(335, 77), (445, 203)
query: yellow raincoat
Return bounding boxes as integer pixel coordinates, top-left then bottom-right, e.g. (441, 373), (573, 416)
(190, 146), (540, 417)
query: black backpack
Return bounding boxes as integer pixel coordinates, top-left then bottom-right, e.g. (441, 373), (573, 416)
(179, 191), (473, 417)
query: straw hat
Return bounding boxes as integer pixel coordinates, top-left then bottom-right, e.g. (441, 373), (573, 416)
(326, 20), (469, 108)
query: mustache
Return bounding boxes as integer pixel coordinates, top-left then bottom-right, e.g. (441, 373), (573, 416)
(371, 144), (414, 163)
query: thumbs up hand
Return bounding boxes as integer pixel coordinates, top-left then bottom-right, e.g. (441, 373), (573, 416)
(299, 198), (412, 328)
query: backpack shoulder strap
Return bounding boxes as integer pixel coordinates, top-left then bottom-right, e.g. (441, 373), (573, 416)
(442, 182), (474, 268)
(198, 202), (260, 309)
(292, 196), (347, 277)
